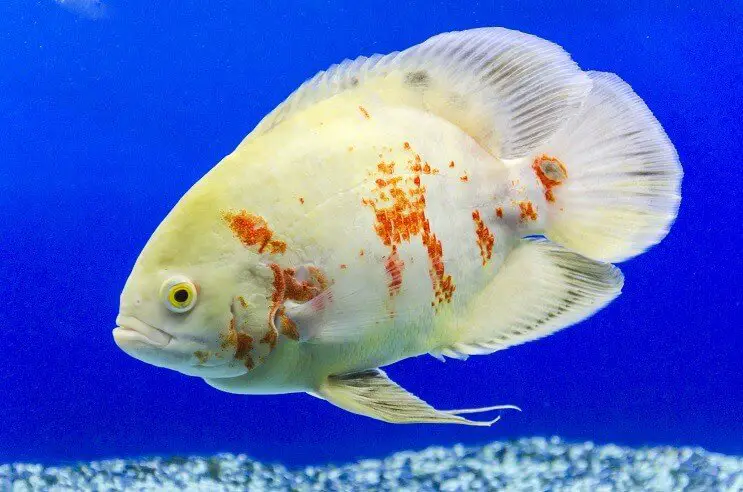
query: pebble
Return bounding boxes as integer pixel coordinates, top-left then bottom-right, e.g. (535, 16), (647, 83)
(2, 438), (742, 491)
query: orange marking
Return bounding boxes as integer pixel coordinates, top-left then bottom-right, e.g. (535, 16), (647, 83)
(377, 161), (395, 174)
(384, 247), (405, 297)
(299, 197), (305, 205)
(403, 142), (411, 150)
(278, 308), (300, 341)
(495, 207), (503, 218)
(519, 201), (538, 222)
(359, 105), (370, 119)
(222, 210), (286, 254)
(263, 263), (285, 348)
(472, 210), (495, 266)
(283, 268), (322, 303)
(220, 317), (256, 370)
(362, 143), (454, 306)
(194, 351), (209, 364)
(532, 154), (568, 203)
(265, 265), (331, 341)
(269, 264), (286, 305)
(235, 334), (253, 362)
(308, 266), (330, 291)
(460, 174), (469, 182)
(260, 329), (278, 350)
(270, 264), (329, 328)
(423, 227), (455, 305)
(340, 264), (347, 269)
(449, 161), (455, 168)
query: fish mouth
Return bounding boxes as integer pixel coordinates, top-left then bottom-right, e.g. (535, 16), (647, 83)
(113, 316), (173, 348)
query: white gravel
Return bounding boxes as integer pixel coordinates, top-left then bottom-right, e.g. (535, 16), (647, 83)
(2, 437), (742, 491)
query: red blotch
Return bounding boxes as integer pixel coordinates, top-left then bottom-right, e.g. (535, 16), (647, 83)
(377, 161), (395, 174)
(362, 143), (453, 306)
(278, 308), (300, 341)
(222, 210), (286, 254)
(269, 263), (286, 306)
(472, 210), (495, 266)
(384, 247), (405, 297)
(532, 154), (567, 203)
(260, 329), (278, 350)
(235, 332), (253, 361)
(307, 266), (330, 291)
(519, 201), (538, 222)
(220, 316), (255, 370)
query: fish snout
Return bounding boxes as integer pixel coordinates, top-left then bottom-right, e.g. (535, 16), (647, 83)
(113, 315), (173, 348)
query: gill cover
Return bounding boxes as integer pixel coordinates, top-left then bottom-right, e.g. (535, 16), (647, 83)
(227, 293), (279, 371)
(226, 262), (336, 371)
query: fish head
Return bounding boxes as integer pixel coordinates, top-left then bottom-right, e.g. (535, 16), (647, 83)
(113, 197), (279, 378)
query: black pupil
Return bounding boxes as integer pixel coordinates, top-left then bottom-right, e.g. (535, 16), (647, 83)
(173, 289), (189, 303)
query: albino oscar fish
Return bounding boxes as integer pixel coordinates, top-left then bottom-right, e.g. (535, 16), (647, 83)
(113, 27), (682, 425)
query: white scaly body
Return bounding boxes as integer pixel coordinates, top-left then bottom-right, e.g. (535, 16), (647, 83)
(201, 97), (526, 393)
(114, 28), (681, 425)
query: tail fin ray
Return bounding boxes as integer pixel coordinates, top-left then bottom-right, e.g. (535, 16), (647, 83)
(530, 71), (682, 262)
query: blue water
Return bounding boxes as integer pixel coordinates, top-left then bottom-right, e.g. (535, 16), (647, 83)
(1, 0), (741, 467)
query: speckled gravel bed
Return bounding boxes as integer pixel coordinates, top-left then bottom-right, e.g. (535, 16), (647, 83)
(3, 437), (742, 491)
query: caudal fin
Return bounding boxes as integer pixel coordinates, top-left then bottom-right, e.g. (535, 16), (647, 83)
(527, 71), (682, 263)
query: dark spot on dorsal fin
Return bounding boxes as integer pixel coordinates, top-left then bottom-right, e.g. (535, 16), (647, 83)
(405, 70), (430, 88)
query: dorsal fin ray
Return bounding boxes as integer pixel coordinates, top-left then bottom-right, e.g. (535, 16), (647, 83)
(247, 27), (592, 159)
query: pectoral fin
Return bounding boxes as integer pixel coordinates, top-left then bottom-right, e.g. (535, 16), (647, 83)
(432, 239), (624, 360)
(315, 369), (519, 426)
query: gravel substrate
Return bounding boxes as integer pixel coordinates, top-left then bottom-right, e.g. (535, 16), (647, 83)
(3, 437), (742, 491)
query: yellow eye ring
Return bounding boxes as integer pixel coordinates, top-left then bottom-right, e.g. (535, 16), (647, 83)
(160, 275), (197, 313)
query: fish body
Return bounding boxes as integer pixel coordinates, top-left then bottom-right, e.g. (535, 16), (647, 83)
(114, 28), (681, 425)
(204, 101), (517, 384)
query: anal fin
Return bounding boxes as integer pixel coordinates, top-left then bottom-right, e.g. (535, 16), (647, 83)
(315, 369), (519, 426)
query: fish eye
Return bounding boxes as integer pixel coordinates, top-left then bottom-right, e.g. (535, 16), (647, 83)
(160, 275), (198, 313)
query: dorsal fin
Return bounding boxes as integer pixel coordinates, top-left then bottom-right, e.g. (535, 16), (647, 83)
(248, 27), (592, 159)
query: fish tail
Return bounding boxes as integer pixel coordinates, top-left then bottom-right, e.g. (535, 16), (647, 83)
(512, 71), (682, 263)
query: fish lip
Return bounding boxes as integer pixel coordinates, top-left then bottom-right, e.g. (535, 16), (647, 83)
(114, 315), (173, 348)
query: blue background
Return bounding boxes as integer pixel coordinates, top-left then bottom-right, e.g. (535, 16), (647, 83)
(1, 0), (741, 466)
